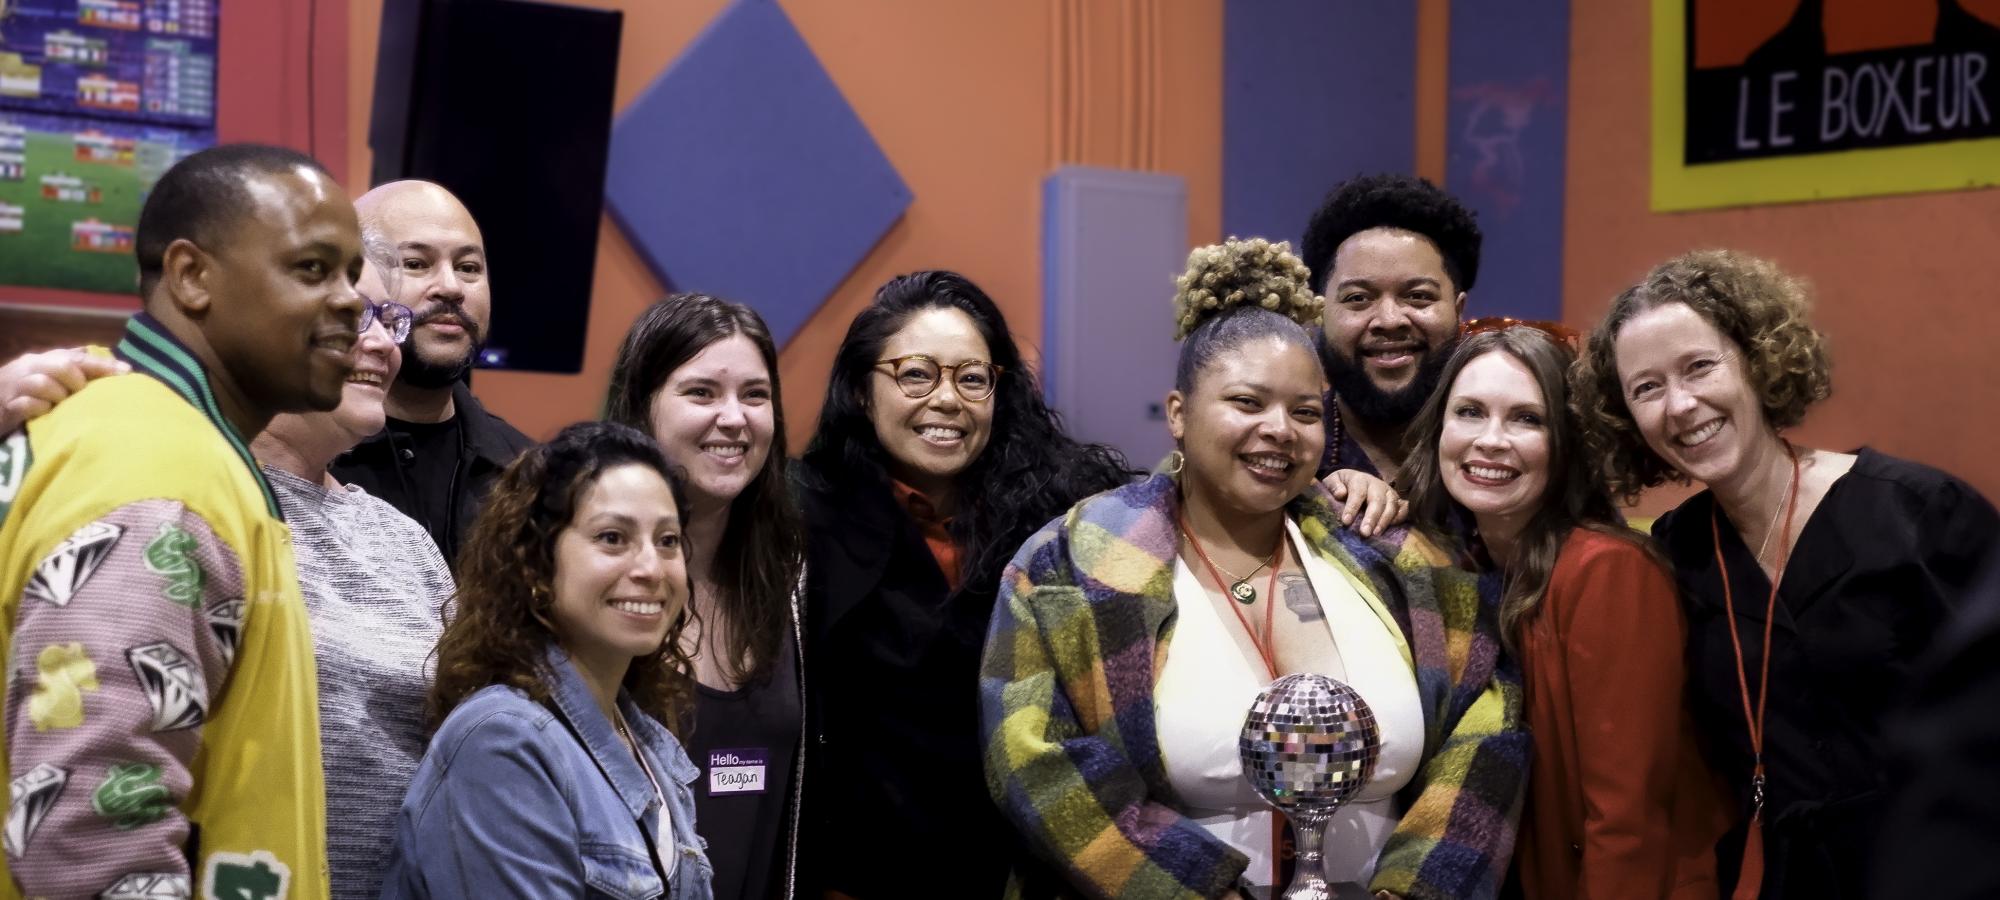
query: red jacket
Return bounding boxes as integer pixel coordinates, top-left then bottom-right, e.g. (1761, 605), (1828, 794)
(1516, 528), (1733, 899)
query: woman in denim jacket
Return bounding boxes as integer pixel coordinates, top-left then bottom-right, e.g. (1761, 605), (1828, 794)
(383, 421), (714, 899)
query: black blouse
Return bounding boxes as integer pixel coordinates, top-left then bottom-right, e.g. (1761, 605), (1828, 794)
(689, 624), (802, 900)
(1652, 448), (1999, 900)
(794, 464), (1015, 900)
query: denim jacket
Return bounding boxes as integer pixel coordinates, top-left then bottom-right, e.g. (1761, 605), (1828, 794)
(382, 645), (713, 899)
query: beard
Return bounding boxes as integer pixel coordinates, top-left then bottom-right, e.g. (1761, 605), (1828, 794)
(1321, 334), (1458, 426)
(397, 304), (485, 389)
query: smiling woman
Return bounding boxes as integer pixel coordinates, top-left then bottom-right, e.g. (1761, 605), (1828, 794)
(795, 270), (1136, 899)
(1574, 250), (2000, 900)
(381, 421), (714, 900)
(604, 293), (807, 900)
(979, 239), (1527, 900)
(1402, 327), (1728, 899)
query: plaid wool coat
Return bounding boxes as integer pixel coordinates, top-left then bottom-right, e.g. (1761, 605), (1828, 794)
(978, 472), (1529, 900)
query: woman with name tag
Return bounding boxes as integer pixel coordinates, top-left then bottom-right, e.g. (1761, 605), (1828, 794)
(794, 270), (1139, 899)
(1573, 250), (2000, 900)
(1401, 325), (1728, 899)
(382, 421), (713, 899)
(979, 238), (1528, 900)
(606, 293), (807, 900)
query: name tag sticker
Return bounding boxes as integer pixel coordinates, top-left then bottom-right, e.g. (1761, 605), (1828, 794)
(708, 747), (767, 795)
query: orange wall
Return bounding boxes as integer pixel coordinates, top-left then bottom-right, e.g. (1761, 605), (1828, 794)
(346, 0), (1222, 446)
(1564, 1), (2000, 510)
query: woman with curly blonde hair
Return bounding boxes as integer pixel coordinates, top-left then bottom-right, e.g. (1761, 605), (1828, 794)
(980, 239), (1526, 900)
(382, 421), (713, 899)
(1573, 249), (1998, 900)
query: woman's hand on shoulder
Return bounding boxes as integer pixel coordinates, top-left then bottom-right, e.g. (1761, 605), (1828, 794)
(1323, 468), (1407, 538)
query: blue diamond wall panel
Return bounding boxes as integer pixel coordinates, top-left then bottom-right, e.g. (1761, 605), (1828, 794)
(604, 0), (913, 346)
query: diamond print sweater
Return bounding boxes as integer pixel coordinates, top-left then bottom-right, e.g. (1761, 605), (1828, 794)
(1, 317), (328, 900)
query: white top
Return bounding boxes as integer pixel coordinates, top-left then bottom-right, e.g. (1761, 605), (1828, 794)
(1154, 517), (1425, 890)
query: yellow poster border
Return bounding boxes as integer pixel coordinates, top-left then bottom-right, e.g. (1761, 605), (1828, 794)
(1651, 0), (2000, 211)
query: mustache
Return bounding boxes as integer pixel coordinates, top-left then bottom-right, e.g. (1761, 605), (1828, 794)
(412, 304), (483, 342)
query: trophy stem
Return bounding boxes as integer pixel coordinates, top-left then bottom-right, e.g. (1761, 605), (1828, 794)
(1278, 812), (1334, 900)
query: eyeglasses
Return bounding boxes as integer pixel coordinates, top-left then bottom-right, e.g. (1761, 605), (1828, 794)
(358, 298), (415, 344)
(874, 355), (1004, 401)
(1462, 316), (1581, 349)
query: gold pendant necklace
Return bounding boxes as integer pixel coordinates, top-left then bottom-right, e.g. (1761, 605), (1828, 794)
(1179, 515), (1282, 605)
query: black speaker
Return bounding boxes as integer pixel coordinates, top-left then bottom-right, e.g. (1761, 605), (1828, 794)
(369, 0), (622, 374)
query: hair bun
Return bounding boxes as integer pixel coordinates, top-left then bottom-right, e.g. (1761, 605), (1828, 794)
(1172, 237), (1323, 340)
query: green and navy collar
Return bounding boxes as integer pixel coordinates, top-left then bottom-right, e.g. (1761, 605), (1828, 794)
(116, 313), (283, 520)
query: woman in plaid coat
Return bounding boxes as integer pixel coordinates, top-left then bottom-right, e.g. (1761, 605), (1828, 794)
(979, 240), (1528, 900)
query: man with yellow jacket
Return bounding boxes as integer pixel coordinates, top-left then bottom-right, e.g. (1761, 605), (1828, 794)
(0, 143), (363, 900)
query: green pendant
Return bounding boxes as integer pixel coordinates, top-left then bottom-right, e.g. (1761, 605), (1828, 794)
(1230, 581), (1257, 604)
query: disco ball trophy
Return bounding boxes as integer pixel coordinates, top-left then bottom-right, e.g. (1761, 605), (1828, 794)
(1239, 673), (1381, 900)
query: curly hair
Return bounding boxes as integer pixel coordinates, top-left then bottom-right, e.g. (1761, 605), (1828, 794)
(604, 293), (805, 688)
(431, 421), (699, 733)
(801, 271), (1138, 602)
(1300, 172), (1482, 296)
(1173, 238), (1323, 393)
(1402, 328), (1656, 651)
(1573, 249), (1833, 503)
(1172, 237), (1322, 339)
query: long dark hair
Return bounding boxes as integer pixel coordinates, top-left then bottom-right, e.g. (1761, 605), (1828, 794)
(1400, 328), (1655, 649)
(433, 421), (698, 731)
(802, 271), (1137, 598)
(605, 293), (804, 686)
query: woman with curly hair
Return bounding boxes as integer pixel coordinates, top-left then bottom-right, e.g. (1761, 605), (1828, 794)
(1401, 326), (1727, 899)
(980, 239), (1527, 900)
(382, 421), (713, 899)
(605, 294), (806, 900)
(1573, 250), (1998, 900)
(794, 270), (1139, 899)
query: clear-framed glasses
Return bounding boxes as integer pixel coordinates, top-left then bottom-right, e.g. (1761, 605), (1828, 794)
(358, 298), (414, 344)
(874, 354), (1004, 401)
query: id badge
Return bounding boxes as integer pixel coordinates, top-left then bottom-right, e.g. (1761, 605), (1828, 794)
(707, 747), (768, 795)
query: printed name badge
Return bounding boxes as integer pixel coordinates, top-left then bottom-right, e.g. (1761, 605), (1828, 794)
(708, 747), (767, 795)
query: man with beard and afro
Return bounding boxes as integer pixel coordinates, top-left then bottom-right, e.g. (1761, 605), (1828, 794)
(1302, 173), (1480, 482)
(330, 181), (531, 565)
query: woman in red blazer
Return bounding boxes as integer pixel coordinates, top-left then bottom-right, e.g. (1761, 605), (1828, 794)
(1401, 325), (1730, 899)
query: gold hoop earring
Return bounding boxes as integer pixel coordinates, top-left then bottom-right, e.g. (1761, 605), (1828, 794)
(528, 585), (557, 632)
(1166, 449), (1184, 476)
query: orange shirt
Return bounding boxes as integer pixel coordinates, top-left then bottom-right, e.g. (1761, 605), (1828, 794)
(1516, 528), (1732, 900)
(889, 479), (962, 591)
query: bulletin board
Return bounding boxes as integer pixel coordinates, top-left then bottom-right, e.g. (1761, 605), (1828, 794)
(0, 0), (217, 294)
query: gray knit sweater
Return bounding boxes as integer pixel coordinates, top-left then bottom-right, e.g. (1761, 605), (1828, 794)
(266, 465), (453, 900)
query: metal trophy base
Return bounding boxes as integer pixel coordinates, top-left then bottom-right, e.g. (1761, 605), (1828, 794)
(1245, 881), (1372, 900)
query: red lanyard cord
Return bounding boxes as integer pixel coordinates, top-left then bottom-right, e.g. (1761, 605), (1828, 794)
(1176, 508), (1288, 886)
(1708, 442), (1801, 900)
(1177, 510), (1283, 677)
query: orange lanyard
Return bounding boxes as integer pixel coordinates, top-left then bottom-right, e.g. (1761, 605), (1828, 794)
(1177, 510), (1287, 886)
(1709, 443), (1800, 900)
(1177, 511), (1283, 677)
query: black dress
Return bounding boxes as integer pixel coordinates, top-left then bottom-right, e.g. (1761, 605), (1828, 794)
(794, 463), (1015, 900)
(1651, 447), (1999, 900)
(1871, 556), (2000, 900)
(689, 623), (803, 900)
